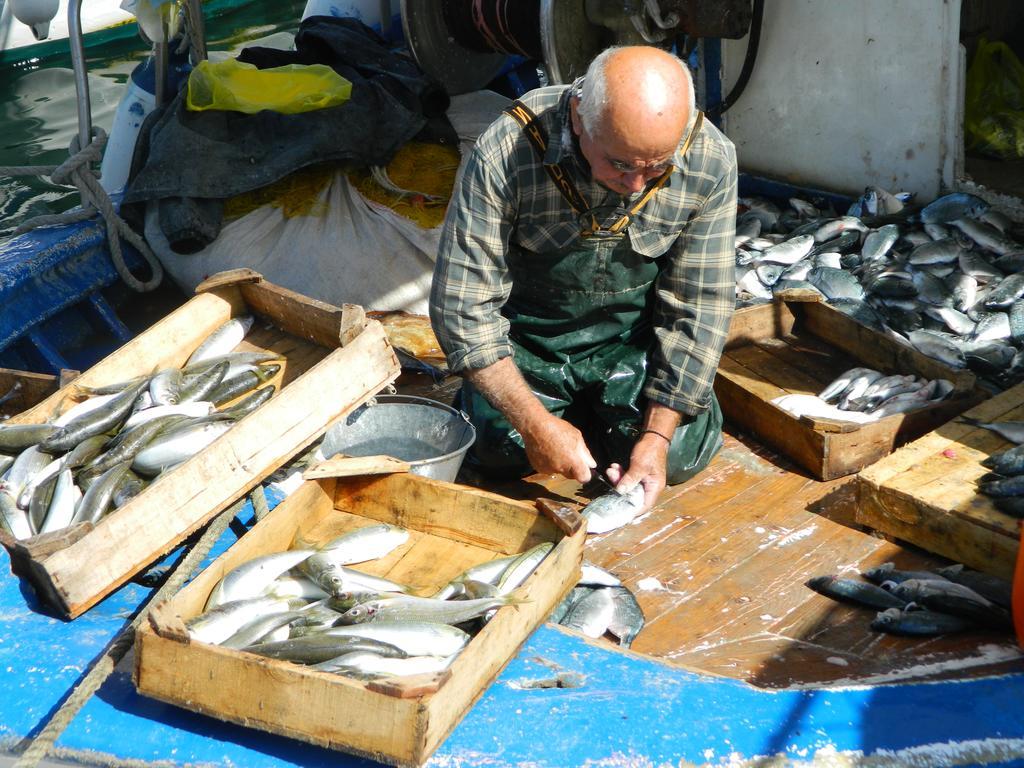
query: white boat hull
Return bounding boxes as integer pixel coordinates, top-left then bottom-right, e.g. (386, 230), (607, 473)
(0, 0), (132, 58)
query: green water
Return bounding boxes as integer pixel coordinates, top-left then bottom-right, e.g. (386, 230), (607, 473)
(0, 0), (306, 239)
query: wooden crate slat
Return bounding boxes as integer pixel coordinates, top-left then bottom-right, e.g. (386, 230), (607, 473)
(855, 380), (1024, 579)
(715, 299), (983, 480)
(727, 344), (826, 395)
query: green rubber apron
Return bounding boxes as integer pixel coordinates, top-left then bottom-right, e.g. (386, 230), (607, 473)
(461, 229), (723, 483)
(461, 99), (722, 482)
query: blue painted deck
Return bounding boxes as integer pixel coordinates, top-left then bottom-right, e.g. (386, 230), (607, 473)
(1, 495), (1023, 767)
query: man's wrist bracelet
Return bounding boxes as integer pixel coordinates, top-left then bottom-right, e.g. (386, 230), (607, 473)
(641, 429), (673, 443)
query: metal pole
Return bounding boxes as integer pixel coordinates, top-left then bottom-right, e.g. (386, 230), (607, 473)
(155, 41), (168, 105)
(68, 0), (93, 150)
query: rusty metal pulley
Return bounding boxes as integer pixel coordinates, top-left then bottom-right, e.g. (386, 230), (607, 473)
(402, 0), (753, 95)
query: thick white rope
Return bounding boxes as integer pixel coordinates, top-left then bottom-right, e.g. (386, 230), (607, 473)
(0, 128), (164, 292)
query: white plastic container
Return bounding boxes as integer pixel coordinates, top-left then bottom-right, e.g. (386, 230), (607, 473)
(300, 0), (400, 37)
(99, 61), (156, 194)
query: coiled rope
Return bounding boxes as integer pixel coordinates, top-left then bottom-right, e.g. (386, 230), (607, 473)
(11, 493), (249, 768)
(0, 127), (164, 292)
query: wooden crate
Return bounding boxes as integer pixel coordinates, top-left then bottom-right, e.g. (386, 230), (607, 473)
(0, 368), (61, 418)
(715, 297), (983, 480)
(857, 381), (1024, 579)
(135, 473), (585, 767)
(0, 273), (400, 618)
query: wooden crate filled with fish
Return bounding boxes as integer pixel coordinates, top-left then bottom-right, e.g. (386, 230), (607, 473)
(0, 272), (399, 618)
(715, 296), (984, 480)
(735, 191), (1024, 394)
(135, 471), (585, 767)
(857, 379), (1024, 580)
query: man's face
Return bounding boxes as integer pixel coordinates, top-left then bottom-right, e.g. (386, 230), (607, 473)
(570, 97), (677, 196)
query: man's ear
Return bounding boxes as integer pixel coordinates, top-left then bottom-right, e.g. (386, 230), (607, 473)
(569, 96), (582, 137)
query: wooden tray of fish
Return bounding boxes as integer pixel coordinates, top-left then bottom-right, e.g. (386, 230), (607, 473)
(715, 296), (984, 480)
(857, 380), (1024, 579)
(0, 272), (400, 618)
(135, 472), (585, 767)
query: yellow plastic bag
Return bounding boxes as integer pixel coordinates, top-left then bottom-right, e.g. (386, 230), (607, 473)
(186, 59), (352, 115)
(965, 37), (1024, 160)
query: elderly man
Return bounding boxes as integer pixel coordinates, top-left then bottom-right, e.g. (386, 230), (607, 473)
(430, 45), (737, 509)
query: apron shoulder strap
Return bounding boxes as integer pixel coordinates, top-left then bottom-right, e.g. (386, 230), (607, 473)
(504, 100), (589, 215)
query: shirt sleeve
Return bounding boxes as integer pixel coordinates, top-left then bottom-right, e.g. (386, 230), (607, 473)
(644, 147), (738, 416)
(429, 130), (517, 373)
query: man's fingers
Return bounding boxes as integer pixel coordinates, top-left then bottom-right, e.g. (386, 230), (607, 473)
(615, 469), (642, 494)
(606, 463), (623, 484)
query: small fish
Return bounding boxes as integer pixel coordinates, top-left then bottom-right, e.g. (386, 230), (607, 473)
(581, 485), (645, 535)
(805, 575), (907, 610)
(322, 622), (471, 657)
(761, 235), (815, 265)
(245, 635), (408, 665)
(149, 369), (183, 406)
(906, 330), (966, 369)
(981, 445), (1024, 477)
(496, 541), (554, 595)
(206, 549), (316, 610)
(919, 192), (989, 224)
(313, 651), (454, 679)
(608, 586), (645, 648)
(979, 474), (1024, 498)
(861, 562), (949, 586)
(985, 274), (1024, 310)
(960, 417), (1024, 445)
(40, 378), (151, 454)
(562, 585), (617, 638)
(808, 266), (865, 301)
(0, 488), (32, 539)
(187, 596), (295, 645)
(886, 578), (1012, 629)
(907, 238), (961, 266)
(131, 419), (234, 476)
(935, 565), (1013, 609)
(549, 585), (595, 624)
(0, 424), (58, 454)
(339, 594), (525, 625)
(221, 610), (309, 650)
(579, 562), (622, 587)
(819, 367), (880, 403)
(298, 524), (410, 592)
(861, 224), (900, 261)
(186, 315), (255, 368)
(871, 607), (972, 636)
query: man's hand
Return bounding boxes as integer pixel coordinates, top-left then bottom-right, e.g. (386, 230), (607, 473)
(519, 411), (597, 483)
(606, 432), (670, 510)
(464, 358), (596, 483)
(607, 403), (682, 510)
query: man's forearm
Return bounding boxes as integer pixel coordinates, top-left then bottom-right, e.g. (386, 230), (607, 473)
(642, 401), (684, 441)
(463, 357), (548, 435)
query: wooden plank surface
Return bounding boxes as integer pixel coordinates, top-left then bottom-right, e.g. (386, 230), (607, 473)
(492, 425), (1024, 688)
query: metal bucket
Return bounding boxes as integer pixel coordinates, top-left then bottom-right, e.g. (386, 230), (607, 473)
(319, 394), (476, 482)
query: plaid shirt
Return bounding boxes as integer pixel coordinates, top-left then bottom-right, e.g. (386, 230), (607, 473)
(430, 84), (737, 416)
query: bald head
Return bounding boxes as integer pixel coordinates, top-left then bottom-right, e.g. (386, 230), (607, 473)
(576, 46), (693, 155)
(571, 46), (695, 194)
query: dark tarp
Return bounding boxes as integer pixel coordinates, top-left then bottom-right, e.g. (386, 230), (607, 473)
(123, 17), (454, 253)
